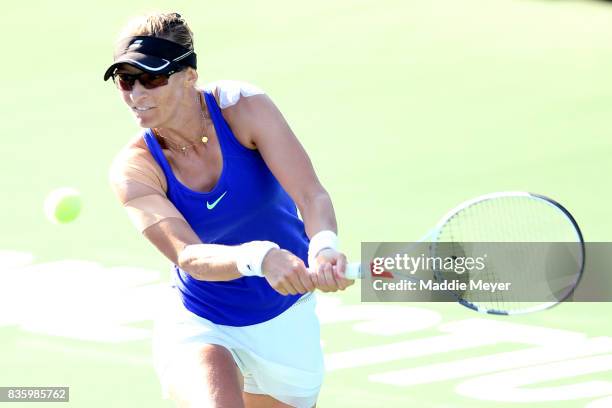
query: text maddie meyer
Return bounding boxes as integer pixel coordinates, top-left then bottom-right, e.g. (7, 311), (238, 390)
(372, 278), (511, 293)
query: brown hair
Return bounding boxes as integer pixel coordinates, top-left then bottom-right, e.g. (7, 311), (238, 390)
(119, 12), (194, 50)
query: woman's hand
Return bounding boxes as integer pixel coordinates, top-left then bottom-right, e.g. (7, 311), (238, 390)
(262, 248), (316, 295)
(310, 248), (354, 292)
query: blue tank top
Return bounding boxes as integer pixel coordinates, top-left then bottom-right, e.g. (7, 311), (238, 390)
(143, 90), (308, 326)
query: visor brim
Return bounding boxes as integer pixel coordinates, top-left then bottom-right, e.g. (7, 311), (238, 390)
(103, 52), (174, 81)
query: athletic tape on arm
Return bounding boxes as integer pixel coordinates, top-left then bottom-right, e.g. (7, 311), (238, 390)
(123, 193), (186, 232)
(109, 145), (186, 232)
(204, 80), (264, 109)
(109, 146), (167, 197)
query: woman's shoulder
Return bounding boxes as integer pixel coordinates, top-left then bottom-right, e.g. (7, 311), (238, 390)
(203, 80), (265, 109)
(111, 134), (152, 166)
(109, 133), (167, 193)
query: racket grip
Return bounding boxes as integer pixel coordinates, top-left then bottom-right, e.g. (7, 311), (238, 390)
(344, 262), (362, 279)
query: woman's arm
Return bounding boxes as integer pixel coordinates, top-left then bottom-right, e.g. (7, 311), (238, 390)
(109, 145), (243, 281)
(221, 93), (353, 291)
(109, 140), (315, 293)
(221, 93), (336, 236)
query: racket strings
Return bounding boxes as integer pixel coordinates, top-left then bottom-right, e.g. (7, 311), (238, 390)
(433, 195), (582, 314)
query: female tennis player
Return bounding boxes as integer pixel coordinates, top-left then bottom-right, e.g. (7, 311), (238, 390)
(105, 12), (352, 408)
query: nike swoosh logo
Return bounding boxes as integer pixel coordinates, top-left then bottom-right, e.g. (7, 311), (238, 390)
(206, 191), (228, 210)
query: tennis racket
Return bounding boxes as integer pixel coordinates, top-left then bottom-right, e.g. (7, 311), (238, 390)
(344, 192), (585, 315)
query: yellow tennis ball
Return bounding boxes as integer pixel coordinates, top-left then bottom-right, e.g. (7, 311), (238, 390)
(44, 187), (82, 224)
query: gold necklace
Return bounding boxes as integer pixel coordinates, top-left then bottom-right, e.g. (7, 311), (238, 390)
(155, 93), (209, 155)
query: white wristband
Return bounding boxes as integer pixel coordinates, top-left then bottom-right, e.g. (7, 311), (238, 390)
(308, 230), (339, 266)
(235, 241), (279, 277)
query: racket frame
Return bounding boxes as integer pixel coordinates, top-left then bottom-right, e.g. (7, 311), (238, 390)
(345, 191), (586, 315)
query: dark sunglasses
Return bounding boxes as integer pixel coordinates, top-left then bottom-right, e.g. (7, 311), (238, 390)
(112, 68), (182, 91)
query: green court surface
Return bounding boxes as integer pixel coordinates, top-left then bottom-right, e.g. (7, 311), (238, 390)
(1, 0), (611, 406)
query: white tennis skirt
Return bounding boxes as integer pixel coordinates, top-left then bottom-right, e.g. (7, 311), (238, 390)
(152, 285), (324, 408)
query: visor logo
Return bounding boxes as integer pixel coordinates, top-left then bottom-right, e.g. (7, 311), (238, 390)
(128, 40), (143, 51)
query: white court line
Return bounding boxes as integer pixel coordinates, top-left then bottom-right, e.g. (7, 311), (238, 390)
(455, 354), (612, 402)
(369, 337), (612, 385)
(586, 395), (612, 408)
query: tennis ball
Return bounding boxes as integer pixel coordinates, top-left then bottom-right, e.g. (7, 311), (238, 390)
(44, 187), (82, 224)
